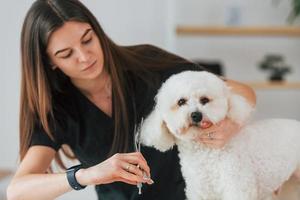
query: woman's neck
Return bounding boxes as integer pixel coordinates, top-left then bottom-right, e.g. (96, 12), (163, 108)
(71, 71), (112, 98)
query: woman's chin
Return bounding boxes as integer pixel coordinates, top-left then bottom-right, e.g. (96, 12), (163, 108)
(83, 65), (104, 80)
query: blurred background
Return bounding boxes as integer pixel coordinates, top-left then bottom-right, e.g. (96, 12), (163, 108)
(0, 0), (300, 199)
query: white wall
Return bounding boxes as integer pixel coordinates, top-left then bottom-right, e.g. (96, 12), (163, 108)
(1, 0), (299, 199)
(81, 0), (170, 47)
(172, 0), (300, 120)
(173, 0), (300, 81)
(1, 1), (32, 170)
(174, 0), (292, 26)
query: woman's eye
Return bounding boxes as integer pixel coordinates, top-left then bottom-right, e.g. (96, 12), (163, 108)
(200, 97), (210, 105)
(61, 52), (72, 59)
(60, 51), (72, 59)
(177, 98), (187, 106)
(82, 37), (92, 44)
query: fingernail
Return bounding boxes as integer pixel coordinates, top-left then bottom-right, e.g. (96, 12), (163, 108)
(142, 172), (150, 179)
(147, 179), (154, 184)
(143, 175), (154, 184)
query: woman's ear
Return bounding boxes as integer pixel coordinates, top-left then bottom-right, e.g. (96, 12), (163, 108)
(48, 60), (57, 70)
(51, 65), (58, 70)
(140, 107), (175, 152)
(227, 90), (254, 126)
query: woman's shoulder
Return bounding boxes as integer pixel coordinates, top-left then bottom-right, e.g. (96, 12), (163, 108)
(29, 87), (79, 150)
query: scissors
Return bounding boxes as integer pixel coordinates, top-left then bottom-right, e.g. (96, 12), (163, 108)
(134, 118), (148, 195)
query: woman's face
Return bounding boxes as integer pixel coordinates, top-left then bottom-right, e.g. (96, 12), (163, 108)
(47, 21), (105, 82)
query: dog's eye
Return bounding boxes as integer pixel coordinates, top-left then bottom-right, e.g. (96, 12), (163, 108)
(177, 98), (187, 106)
(200, 97), (210, 105)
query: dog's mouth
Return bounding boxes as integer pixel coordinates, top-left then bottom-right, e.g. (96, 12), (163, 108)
(200, 120), (213, 129)
(179, 120), (213, 136)
(191, 120), (213, 129)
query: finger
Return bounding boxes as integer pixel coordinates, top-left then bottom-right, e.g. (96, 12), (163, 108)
(122, 154), (150, 176)
(199, 126), (218, 134)
(198, 135), (225, 141)
(131, 161), (150, 179)
(129, 165), (153, 184)
(119, 167), (148, 184)
(122, 162), (144, 177)
(120, 161), (154, 185)
(113, 152), (150, 174)
(197, 131), (218, 140)
(124, 152), (148, 165)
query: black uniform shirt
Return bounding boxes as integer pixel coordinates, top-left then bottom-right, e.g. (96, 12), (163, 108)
(30, 61), (202, 200)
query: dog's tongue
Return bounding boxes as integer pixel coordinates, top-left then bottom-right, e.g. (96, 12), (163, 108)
(200, 121), (213, 129)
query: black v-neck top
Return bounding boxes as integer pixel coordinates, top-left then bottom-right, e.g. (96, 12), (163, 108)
(30, 53), (203, 199)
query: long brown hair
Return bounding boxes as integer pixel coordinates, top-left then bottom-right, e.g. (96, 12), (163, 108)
(20, 0), (192, 169)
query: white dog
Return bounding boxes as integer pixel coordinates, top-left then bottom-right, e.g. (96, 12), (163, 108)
(140, 71), (300, 200)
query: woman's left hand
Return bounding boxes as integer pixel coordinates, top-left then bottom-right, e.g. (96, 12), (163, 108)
(194, 118), (241, 148)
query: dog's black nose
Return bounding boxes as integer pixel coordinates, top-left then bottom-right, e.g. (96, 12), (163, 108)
(191, 112), (202, 123)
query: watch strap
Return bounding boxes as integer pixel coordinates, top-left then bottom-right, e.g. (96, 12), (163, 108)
(66, 164), (86, 190)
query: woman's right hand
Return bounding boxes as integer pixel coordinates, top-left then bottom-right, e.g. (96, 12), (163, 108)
(76, 152), (153, 186)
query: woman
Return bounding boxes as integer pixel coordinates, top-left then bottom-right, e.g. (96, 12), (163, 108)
(7, 0), (256, 199)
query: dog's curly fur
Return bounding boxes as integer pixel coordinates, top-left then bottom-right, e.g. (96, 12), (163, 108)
(140, 71), (300, 200)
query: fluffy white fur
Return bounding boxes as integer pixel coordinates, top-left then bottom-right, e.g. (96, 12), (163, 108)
(140, 71), (300, 200)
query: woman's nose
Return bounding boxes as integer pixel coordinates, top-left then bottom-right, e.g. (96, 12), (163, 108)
(77, 48), (90, 63)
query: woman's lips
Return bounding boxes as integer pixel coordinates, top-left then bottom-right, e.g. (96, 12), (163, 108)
(82, 60), (97, 71)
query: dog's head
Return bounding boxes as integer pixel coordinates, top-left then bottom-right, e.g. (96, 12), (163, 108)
(140, 71), (254, 151)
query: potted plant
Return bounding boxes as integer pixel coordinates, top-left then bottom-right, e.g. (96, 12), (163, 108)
(258, 54), (292, 82)
(274, 0), (300, 23)
(288, 0), (300, 23)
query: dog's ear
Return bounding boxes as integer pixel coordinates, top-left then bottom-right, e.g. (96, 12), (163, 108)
(140, 108), (175, 152)
(227, 90), (254, 126)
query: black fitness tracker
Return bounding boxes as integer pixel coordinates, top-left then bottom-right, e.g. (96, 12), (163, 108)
(66, 164), (87, 190)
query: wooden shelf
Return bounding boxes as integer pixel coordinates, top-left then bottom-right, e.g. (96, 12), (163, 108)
(176, 26), (300, 37)
(244, 82), (300, 89)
